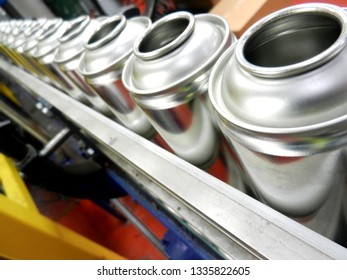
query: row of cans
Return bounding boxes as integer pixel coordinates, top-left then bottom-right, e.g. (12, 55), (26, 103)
(1, 3), (347, 248)
(0, 13), (241, 185)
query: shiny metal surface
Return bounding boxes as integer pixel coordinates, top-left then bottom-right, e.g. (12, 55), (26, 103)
(123, 12), (239, 184)
(10, 19), (53, 80)
(3, 20), (33, 48)
(127, 12), (233, 93)
(30, 19), (90, 102)
(110, 199), (170, 259)
(0, 32), (22, 67)
(79, 15), (154, 138)
(33, 20), (68, 60)
(20, 19), (74, 87)
(209, 4), (347, 243)
(12, 19), (47, 52)
(23, 19), (58, 55)
(54, 16), (112, 115)
(0, 21), (29, 70)
(2, 59), (347, 259)
(38, 127), (72, 157)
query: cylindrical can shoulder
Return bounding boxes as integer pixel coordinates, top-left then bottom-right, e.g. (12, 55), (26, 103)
(209, 3), (347, 156)
(78, 16), (151, 81)
(123, 12), (234, 99)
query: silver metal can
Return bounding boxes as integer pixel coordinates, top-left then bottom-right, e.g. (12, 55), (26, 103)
(1, 20), (34, 70)
(12, 19), (47, 52)
(78, 15), (155, 138)
(209, 3), (347, 242)
(54, 16), (112, 115)
(30, 19), (89, 102)
(23, 19), (57, 55)
(10, 19), (51, 79)
(22, 19), (75, 90)
(122, 12), (240, 184)
(0, 22), (19, 65)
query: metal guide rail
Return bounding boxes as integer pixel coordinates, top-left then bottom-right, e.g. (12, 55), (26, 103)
(1, 59), (347, 260)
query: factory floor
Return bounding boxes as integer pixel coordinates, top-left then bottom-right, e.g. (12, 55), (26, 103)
(29, 185), (167, 260)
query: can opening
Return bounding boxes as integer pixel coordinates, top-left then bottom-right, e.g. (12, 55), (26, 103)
(61, 17), (88, 42)
(88, 19), (122, 45)
(134, 13), (195, 60)
(24, 21), (42, 37)
(243, 13), (341, 67)
(38, 19), (63, 41)
(139, 18), (189, 53)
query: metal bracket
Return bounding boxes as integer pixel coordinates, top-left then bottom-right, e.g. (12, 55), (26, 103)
(38, 127), (72, 158)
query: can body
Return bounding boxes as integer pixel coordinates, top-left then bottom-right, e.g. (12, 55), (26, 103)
(30, 19), (90, 103)
(232, 141), (345, 241)
(122, 12), (245, 185)
(63, 68), (112, 115)
(1, 21), (36, 72)
(90, 78), (153, 136)
(54, 16), (112, 115)
(79, 16), (156, 139)
(20, 19), (67, 86)
(209, 4), (347, 242)
(36, 48), (83, 98)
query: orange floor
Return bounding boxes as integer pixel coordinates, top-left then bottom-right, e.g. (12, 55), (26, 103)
(29, 185), (167, 260)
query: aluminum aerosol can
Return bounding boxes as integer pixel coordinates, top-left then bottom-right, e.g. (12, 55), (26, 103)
(0, 20), (33, 69)
(10, 19), (51, 79)
(0, 22), (18, 65)
(122, 12), (243, 184)
(7, 20), (54, 78)
(23, 19), (57, 56)
(209, 4), (347, 243)
(22, 19), (74, 89)
(12, 19), (47, 54)
(30, 19), (90, 102)
(54, 16), (112, 115)
(78, 15), (155, 139)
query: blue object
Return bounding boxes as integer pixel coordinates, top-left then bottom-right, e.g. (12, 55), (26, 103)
(107, 169), (219, 260)
(162, 230), (206, 260)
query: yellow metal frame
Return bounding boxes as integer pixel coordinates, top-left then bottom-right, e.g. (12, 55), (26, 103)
(0, 82), (21, 107)
(0, 154), (125, 260)
(0, 154), (38, 211)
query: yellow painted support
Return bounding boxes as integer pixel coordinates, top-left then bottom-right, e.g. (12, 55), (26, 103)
(0, 195), (125, 260)
(0, 154), (125, 260)
(0, 82), (21, 107)
(0, 154), (38, 211)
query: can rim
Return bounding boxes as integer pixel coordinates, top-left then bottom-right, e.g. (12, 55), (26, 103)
(59, 16), (90, 43)
(37, 18), (63, 41)
(133, 12), (195, 60)
(210, 44), (347, 135)
(78, 17), (151, 78)
(84, 15), (126, 50)
(236, 3), (347, 78)
(209, 44), (347, 156)
(22, 20), (57, 53)
(122, 14), (232, 97)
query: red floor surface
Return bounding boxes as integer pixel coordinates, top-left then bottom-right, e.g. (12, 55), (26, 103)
(29, 185), (167, 260)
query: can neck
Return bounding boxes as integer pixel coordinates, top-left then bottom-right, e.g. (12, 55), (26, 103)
(133, 12), (195, 60)
(24, 22), (43, 37)
(85, 15), (126, 50)
(38, 19), (63, 41)
(236, 4), (347, 78)
(60, 16), (90, 43)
